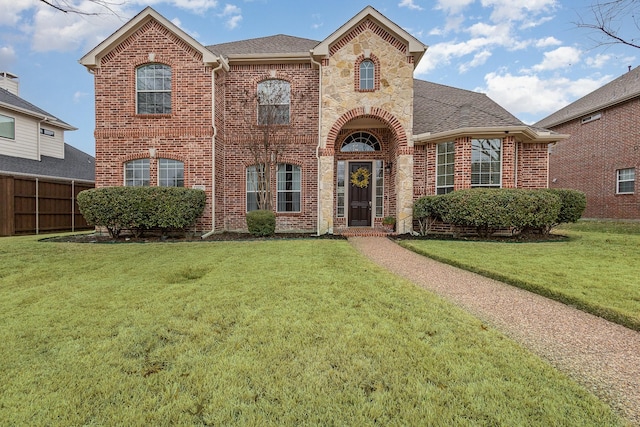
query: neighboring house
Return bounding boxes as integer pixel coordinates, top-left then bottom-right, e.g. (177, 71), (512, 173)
(0, 72), (95, 235)
(80, 6), (566, 235)
(536, 67), (640, 220)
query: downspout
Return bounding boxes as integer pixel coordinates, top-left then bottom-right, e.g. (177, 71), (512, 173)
(310, 52), (323, 236)
(202, 57), (229, 239)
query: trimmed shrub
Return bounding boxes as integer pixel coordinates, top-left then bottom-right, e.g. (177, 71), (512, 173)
(77, 187), (206, 238)
(438, 189), (561, 237)
(543, 188), (587, 225)
(413, 195), (446, 235)
(246, 210), (276, 237)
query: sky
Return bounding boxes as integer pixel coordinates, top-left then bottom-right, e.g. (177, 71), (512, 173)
(0, 0), (637, 156)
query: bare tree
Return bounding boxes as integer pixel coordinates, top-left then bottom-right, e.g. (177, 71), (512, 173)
(575, 0), (640, 50)
(238, 79), (306, 211)
(39, 0), (123, 16)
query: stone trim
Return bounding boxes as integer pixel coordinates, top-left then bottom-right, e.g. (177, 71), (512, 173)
(326, 107), (408, 149)
(354, 53), (381, 92)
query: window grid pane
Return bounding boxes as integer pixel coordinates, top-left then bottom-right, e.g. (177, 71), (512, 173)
(341, 132), (381, 152)
(258, 80), (290, 125)
(247, 164), (266, 212)
(337, 161), (345, 217)
(159, 159), (184, 187)
(136, 64), (171, 114)
(436, 142), (455, 194)
(617, 168), (635, 194)
(0, 114), (15, 139)
(277, 164), (301, 212)
(376, 160), (384, 217)
(360, 60), (374, 90)
(471, 138), (501, 188)
(124, 159), (150, 187)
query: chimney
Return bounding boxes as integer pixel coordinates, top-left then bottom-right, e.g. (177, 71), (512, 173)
(0, 72), (19, 95)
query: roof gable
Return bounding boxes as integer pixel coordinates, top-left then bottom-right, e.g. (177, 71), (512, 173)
(535, 66), (640, 128)
(312, 6), (427, 64)
(80, 7), (220, 69)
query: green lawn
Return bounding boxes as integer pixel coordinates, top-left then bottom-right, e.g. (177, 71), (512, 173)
(0, 235), (624, 425)
(398, 221), (640, 331)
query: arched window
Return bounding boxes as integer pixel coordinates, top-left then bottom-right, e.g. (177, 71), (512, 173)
(136, 64), (171, 114)
(341, 132), (380, 152)
(359, 59), (375, 90)
(257, 79), (290, 125)
(159, 159), (184, 187)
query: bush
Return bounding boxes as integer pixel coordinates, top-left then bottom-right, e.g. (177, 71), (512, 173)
(246, 210), (276, 237)
(77, 187), (206, 238)
(438, 189), (561, 237)
(543, 189), (587, 225)
(413, 195), (446, 235)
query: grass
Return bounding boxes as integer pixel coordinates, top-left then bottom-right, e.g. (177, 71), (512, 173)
(398, 220), (640, 331)
(0, 235), (625, 425)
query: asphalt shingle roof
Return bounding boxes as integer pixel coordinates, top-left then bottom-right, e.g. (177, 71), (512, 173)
(535, 66), (640, 128)
(0, 144), (95, 182)
(0, 88), (74, 129)
(412, 79), (524, 135)
(207, 34), (320, 57)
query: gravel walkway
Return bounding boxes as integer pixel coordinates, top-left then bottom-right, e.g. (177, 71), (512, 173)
(349, 236), (640, 426)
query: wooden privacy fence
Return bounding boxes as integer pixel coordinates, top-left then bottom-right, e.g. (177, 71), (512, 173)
(0, 174), (94, 236)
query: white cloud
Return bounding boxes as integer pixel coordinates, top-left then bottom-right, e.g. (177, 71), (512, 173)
(535, 37), (562, 48)
(531, 46), (581, 72)
(399, 0), (423, 11)
(73, 91), (88, 103)
(170, 0), (218, 13)
(479, 71), (612, 118)
(225, 14), (242, 29)
(0, 0), (36, 26)
(218, 3), (242, 29)
(459, 50), (492, 73)
(434, 0), (475, 15)
(219, 3), (241, 15)
(0, 46), (17, 69)
(585, 53), (612, 69)
(481, 0), (557, 22)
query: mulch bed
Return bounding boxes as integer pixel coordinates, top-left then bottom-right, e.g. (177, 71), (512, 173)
(42, 232), (346, 244)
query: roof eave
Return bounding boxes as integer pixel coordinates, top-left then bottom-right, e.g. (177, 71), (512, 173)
(538, 93), (640, 128)
(413, 126), (569, 145)
(79, 7), (220, 69)
(224, 52), (314, 64)
(0, 101), (76, 130)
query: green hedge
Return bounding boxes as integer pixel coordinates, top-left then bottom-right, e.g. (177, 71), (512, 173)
(413, 188), (585, 237)
(246, 210), (276, 237)
(77, 187), (206, 238)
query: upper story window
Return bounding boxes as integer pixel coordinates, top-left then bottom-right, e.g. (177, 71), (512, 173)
(471, 138), (501, 188)
(436, 142), (455, 194)
(257, 79), (290, 125)
(0, 114), (15, 140)
(159, 159), (184, 187)
(136, 64), (171, 115)
(124, 159), (150, 186)
(341, 132), (380, 152)
(40, 128), (55, 137)
(359, 59), (375, 90)
(617, 168), (635, 194)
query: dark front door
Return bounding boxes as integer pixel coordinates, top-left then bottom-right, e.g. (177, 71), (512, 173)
(348, 162), (372, 227)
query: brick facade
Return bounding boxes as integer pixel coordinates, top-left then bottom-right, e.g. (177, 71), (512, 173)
(548, 99), (640, 219)
(85, 7), (558, 235)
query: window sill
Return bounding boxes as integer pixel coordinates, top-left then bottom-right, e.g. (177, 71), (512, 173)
(135, 114), (172, 119)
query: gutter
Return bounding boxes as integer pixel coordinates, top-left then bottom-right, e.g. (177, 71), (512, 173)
(202, 57), (230, 239)
(310, 52), (323, 236)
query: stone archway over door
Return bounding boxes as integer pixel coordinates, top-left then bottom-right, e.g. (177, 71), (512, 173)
(348, 162), (372, 226)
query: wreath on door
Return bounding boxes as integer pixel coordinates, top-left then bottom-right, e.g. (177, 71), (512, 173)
(350, 167), (371, 188)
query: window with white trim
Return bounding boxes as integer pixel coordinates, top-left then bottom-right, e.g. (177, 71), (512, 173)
(337, 161), (345, 217)
(258, 79), (290, 125)
(136, 64), (171, 114)
(277, 163), (301, 212)
(341, 132), (380, 152)
(0, 114), (15, 140)
(617, 168), (635, 194)
(359, 59), (374, 90)
(246, 164), (266, 212)
(40, 128), (55, 137)
(471, 138), (501, 188)
(375, 160), (384, 217)
(436, 142), (455, 194)
(124, 159), (150, 186)
(159, 159), (184, 187)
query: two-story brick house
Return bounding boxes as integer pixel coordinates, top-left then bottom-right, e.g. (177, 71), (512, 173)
(80, 6), (566, 235)
(536, 66), (640, 220)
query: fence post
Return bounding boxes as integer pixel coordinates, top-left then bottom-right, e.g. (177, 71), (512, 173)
(71, 180), (75, 232)
(35, 177), (39, 235)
